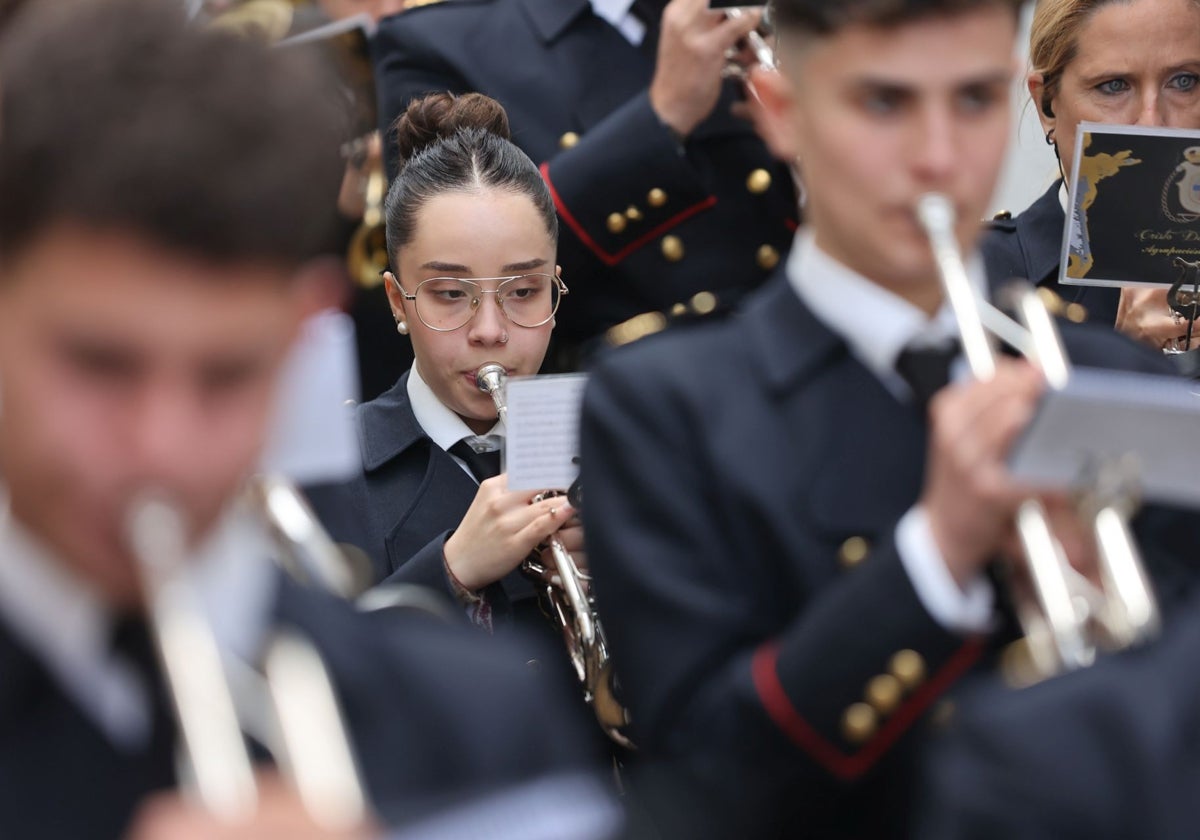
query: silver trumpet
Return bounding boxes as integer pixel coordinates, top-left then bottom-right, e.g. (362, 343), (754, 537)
(125, 494), (370, 829)
(723, 5), (778, 89)
(916, 193), (1160, 681)
(474, 363), (634, 748)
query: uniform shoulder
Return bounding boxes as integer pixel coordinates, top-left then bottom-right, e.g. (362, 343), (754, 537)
(379, 0), (494, 25)
(590, 313), (750, 391)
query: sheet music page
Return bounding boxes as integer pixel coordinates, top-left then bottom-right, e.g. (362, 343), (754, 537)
(1008, 366), (1200, 506)
(259, 309), (361, 484)
(504, 373), (588, 491)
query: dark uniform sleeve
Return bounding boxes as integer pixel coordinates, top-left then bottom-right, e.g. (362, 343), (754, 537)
(541, 93), (716, 271)
(581, 349), (984, 830)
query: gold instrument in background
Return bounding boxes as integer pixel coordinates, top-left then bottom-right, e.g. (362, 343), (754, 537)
(474, 363), (635, 748)
(346, 154), (389, 290)
(916, 193), (1161, 683)
(125, 494), (370, 830)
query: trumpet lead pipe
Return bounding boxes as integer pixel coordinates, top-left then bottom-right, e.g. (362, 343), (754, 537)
(916, 193), (997, 381)
(127, 496), (259, 823)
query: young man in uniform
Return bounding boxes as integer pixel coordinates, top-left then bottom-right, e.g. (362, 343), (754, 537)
(580, 0), (1199, 836)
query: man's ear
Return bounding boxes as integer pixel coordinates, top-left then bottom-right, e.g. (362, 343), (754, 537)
(292, 256), (348, 320)
(748, 66), (802, 163)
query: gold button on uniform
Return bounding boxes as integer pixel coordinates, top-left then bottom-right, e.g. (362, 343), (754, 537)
(607, 212), (627, 234)
(842, 702), (878, 744)
(671, 302), (688, 317)
(1036, 287), (1065, 316)
(661, 235), (684, 262)
(889, 650), (926, 690)
(647, 188), (668, 208)
(838, 536), (870, 569)
(1065, 302), (1088, 323)
(865, 674), (903, 715)
(690, 291), (717, 315)
(992, 209), (1013, 220)
(746, 168), (772, 194)
(625, 205), (643, 222)
(756, 244), (780, 271)
(559, 131), (580, 150)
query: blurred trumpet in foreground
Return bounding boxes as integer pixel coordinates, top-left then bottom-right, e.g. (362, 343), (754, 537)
(126, 494), (369, 830)
(917, 193), (1160, 682)
(474, 363), (634, 748)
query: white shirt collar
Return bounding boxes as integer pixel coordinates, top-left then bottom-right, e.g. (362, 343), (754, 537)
(407, 361), (504, 454)
(589, 0), (645, 45)
(0, 489), (277, 750)
(786, 229), (983, 392)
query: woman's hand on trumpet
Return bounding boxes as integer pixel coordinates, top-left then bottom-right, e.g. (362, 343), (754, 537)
(444, 475), (575, 592)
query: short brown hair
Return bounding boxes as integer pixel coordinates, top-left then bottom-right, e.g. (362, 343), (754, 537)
(774, 0), (1024, 34)
(0, 0), (347, 271)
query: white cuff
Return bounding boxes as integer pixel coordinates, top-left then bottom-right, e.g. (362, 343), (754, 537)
(895, 506), (994, 634)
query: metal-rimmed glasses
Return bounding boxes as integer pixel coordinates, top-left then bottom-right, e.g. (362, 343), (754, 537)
(393, 273), (568, 332)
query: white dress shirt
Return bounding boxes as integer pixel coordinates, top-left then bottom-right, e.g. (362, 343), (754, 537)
(0, 489), (278, 749)
(590, 0), (646, 46)
(786, 231), (994, 634)
(408, 361), (505, 482)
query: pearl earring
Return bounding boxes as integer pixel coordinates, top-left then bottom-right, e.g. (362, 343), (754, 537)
(396, 320), (409, 336)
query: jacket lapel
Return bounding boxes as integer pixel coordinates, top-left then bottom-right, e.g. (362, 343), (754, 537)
(744, 274), (929, 538)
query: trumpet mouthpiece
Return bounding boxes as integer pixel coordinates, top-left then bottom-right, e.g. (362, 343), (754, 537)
(916, 193), (955, 237)
(474, 362), (507, 395)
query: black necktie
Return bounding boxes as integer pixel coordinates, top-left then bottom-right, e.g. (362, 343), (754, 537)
(109, 613), (176, 770)
(895, 342), (959, 410)
(629, 0), (661, 43)
(449, 440), (502, 483)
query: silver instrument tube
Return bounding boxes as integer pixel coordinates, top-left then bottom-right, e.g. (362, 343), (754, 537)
(915, 193), (1159, 677)
(127, 495), (259, 822)
(126, 494), (370, 827)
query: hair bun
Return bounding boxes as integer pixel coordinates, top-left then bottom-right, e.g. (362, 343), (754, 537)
(392, 92), (511, 168)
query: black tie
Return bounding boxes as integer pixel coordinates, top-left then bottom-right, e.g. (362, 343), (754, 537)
(895, 342), (959, 410)
(449, 440), (502, 483)
(109, 613), (176, 770)
(630, 0), (661, 42)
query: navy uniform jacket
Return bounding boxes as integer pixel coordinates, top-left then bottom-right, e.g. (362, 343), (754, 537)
(371, 0), (798, 346)
(982, 181), (1121, 327)
(0, 572), (606, 839)
(918, 591), (1200, 840)
(579, 270), (1200, 839)
(328, 371), (537, 619)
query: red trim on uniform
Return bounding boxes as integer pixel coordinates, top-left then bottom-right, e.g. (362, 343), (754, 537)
(785, 217), (799, 233)
(540, 162), (717, 267)
(751, 636), (986, 782)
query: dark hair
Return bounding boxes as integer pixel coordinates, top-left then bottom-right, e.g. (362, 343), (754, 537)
(774, 0), (1024, 34)
(0, 0), (347, 271)
(0, 0), (29, 34)
(384, 93), (557, 268)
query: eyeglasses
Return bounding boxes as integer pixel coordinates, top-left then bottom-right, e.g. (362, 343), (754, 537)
(394, 273), (568, 332)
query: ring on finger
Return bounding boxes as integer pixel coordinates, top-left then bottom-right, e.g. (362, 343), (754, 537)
(548, 506), (558, 517)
